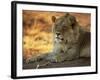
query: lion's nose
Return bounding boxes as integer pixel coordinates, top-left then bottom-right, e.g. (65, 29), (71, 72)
(56, 32), (60, 36)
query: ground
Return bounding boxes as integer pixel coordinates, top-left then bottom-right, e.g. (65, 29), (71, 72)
(23, 57), (90, 69)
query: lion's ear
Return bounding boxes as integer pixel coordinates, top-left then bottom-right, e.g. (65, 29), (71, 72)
(52, 16), (56, 23)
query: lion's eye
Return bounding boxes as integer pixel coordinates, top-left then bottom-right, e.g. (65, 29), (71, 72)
(62, 26), (67, 30)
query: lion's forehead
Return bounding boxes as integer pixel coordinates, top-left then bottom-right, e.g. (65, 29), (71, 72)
(54, 17), (70, 28)
(56, 17), (67, 24)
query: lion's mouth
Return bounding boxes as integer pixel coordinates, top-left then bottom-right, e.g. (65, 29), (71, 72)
(55, 36), (64, 43)
(56, 36), (64, 41)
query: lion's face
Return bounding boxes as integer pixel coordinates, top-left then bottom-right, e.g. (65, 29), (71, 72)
(52, 13), (79, 44)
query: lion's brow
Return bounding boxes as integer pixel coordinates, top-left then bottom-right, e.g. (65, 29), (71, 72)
(56, 18), (64, 26)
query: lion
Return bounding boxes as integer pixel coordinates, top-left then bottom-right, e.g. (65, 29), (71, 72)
(26, 13), (90, 63)
(45, 13), (90, 62)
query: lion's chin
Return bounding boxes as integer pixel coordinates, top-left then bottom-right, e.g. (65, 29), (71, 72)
(55, 38), (63, 43)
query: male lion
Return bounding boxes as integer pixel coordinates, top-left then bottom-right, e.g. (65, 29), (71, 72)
(26, 13), (90, 63)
